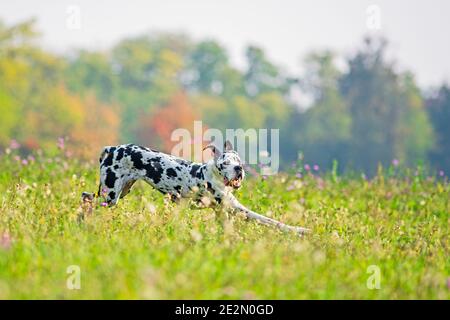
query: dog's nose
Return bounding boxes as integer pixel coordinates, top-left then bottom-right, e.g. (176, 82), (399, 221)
(234, 165), (242, 173)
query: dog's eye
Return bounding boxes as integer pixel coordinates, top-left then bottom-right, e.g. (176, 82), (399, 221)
(223, 160), (230, 165)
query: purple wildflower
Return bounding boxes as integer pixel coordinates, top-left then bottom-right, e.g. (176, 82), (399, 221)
(304, 164), (311, 171)
(101, 202), (108, 207)
(392, 159), (399, 167)
(295, 172), (302, 179)
(313, 165), (319, 171)
(439, 170), (445, 177)
(21, 159), (28, 165)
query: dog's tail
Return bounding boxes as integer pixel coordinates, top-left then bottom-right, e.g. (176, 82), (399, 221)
(96, 146), (115, 197)
(81, 146), (115, 204)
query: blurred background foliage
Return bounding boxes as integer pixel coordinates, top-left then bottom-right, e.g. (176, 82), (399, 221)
(1, 19), (449, 175)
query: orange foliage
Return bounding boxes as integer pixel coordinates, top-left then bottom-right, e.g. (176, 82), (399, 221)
(137, 92), (200, 152)
(13, 86), (119, 159)
(70, 94), (120, 159)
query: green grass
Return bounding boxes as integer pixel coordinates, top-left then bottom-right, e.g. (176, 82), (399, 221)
(0, 153), (448, 299)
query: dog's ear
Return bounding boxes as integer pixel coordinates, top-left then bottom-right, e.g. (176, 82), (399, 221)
(224, 140), (233, 152)
(203, 144), (222, 161)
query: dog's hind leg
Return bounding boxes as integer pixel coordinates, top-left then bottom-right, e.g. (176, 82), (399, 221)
(120, 179), (137, 199)
(100, 176), (139, 205)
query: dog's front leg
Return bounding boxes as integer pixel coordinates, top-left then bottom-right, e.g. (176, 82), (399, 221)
(223, 194), (310, 235)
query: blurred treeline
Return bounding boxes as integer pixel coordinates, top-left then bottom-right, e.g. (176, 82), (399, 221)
(1, 19), (449, 174)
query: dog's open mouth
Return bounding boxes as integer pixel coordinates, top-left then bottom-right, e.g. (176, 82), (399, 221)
(224, 176), (242, 189)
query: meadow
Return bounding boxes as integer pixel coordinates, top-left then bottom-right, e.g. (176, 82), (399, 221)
(0, 150), (448, 299)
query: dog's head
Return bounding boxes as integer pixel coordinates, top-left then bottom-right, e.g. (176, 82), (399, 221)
(204, 140), (245, 189)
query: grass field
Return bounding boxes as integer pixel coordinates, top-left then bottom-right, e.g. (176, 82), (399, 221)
(0, 152), (448, 299)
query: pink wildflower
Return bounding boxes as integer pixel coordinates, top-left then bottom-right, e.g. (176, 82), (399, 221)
(57, 137), (65, 150)
(0, 231), (12, 250)
(9, 139), (20, 150)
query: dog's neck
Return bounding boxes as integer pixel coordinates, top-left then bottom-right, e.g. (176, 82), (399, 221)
(203, 159), (233, 193)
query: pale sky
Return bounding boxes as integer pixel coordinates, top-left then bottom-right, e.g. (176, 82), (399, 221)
(1, 0), (449, 88)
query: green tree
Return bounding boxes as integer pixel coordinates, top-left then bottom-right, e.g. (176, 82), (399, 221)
(185, 41), (233, 95)
(111, 34), (188, 141)
(339, 38), (433, 174)
(65, 51), (117, 102)
(244, 46), (289, 97)
(395, 73), (434, 164)
(426, 84), (450, 172)
(0, 89), (19, 145)
(296, 51), (351, 169)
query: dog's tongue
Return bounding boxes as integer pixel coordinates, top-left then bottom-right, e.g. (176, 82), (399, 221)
(224, 177), (241, 188)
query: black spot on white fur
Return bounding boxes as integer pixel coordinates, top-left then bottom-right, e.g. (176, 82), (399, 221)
(105, 169), (116, 188)
(166, 168), (178, 178)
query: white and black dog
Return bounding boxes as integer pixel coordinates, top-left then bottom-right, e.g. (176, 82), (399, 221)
(82, 141), (309, 235)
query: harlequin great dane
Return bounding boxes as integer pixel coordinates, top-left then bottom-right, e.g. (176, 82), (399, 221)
(82, 141), (309, 235)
